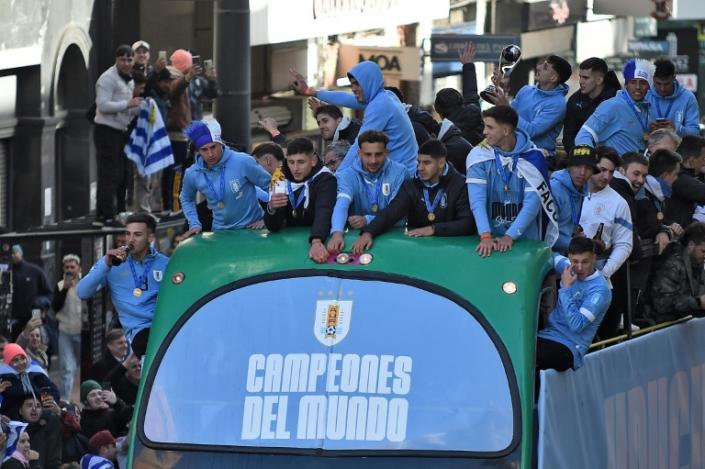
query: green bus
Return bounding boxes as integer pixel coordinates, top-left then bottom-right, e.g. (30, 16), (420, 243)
(128, 228), (554, 468)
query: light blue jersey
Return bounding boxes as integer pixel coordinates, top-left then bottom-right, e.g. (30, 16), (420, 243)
(647, 80), (700, 137)
(180, 146), (272, 230)
(538, 254), (612, 369)
(77, 248), (169, 343)
(318, 61), (418, 176)
(331, 157), (408, 233)
(575, 90), (651, 156)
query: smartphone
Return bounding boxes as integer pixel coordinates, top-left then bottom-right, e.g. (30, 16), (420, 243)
(273, 180), (287, 195)
(64, 271), (74, 280)
(655, 118), (667, 123)
(192, 55), (201, 66)
(203, 59), (213, 76)
(31, 309), (41, 320)
(158, 50), (167, 61)
(40, 386), (52, 398)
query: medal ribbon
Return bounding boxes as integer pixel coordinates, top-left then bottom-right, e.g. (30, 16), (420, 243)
(494, 150), (518, 191)
(287, 180), (307, 210)
(423, 187), (445, 216)
(128, 256), (156, 291)
(202, 167), (226, 206)
(620, 92), (649, 135)
(654, 97), (674, 120)
(363, 176), (383, 209)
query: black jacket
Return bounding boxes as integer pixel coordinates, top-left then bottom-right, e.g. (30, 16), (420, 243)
(643, 243), (705, 323)
(338, 118), (362, 145)
(362, 165), (475, 237)
(439, 124), (472, 172)
(666, 167), (705, 229)
(27, 411), (62, 469)
(271, 118), (362, 147)
(80, 399), (133, 439)
(407, 105), (438, 147)
(0, 370), (59, 420)
(11, 260), (51, 324)
(104, 363), (138, 406)
(86, 352), (121, 384)
(1, 459), (40, 469)
(562, 77), (620, 154)
(447, 63), (484, 146)
(635, 191), (672, 241)
(264, 161), (337, 243)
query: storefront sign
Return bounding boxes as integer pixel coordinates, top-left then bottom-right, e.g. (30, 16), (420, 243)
(252, 0), (450, 46)
(430, 34), (520, 62)
(338, 45), (420, 82)
(627, 40), (669, 54)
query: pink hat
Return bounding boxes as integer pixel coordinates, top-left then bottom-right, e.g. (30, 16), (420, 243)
(3, 343), (27, 365)
(170, 49), (193, 73)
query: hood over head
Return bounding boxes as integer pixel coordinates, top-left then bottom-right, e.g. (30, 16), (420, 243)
(347, 61), (385, 105)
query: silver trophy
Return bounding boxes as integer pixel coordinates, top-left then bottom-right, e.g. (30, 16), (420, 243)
(480, 44), (522, 102)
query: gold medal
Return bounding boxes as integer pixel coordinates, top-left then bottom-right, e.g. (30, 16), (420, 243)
(218, 201), (224, 209)
(643, 132), (649, 142)
(427, 213), (436, 222)
(133, 288), (142, 297)
(656, 211), (664, 221)
(371, 204), (378, 213)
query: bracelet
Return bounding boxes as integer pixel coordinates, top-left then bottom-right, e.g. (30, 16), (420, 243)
(480, 232), (492, 240)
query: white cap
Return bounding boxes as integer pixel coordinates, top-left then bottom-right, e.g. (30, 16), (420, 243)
(132, 40), (150, 51)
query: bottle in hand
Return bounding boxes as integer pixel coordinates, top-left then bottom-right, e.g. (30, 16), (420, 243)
(592, 223), (605, 255)
(110, 246), (130, 266)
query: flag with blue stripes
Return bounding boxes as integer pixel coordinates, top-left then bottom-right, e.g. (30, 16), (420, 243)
(124, 98), (174, 176)
(3, 420), (27, 461)
(80, 454), (114, 469)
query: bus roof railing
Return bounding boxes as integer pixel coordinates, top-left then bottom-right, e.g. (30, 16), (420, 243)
(589, 315), (693, 350)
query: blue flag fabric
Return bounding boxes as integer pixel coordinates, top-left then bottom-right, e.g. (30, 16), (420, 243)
(80, 454), (114, 469)
(124, 98), (174, 176)
(3, 420), (27, 461)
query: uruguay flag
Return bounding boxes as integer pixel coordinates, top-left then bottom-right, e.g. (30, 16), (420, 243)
(124, 98), (174, 176)
(80, 454), (114, 469)
(3, 420), (27, 461)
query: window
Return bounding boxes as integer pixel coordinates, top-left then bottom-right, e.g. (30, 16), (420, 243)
(143, 275), (516, 454)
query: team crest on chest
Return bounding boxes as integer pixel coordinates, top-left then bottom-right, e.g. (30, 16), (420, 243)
(153, 270), (163, 282)
(382, 183), (390, 196)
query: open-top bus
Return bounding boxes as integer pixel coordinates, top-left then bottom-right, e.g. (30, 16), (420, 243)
(128, 228), (705, 468)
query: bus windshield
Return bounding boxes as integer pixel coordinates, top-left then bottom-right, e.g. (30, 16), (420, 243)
(140, 273), (518, 456)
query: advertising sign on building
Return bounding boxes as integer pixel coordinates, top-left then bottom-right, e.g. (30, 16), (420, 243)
(252, 0), (450, 46)
(338, 45), (420, 83)
(627, 40), (669, 55)
(430, 34), (521, 62)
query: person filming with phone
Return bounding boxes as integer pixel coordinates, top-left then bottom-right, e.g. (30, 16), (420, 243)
(51, 254), (85, 400)
(78, 214), (169, 358)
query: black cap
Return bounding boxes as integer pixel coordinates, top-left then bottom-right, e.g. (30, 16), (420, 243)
(566, 145), (598, 170)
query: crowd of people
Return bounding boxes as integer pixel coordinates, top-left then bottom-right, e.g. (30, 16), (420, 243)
(4, 39), (705, 467)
